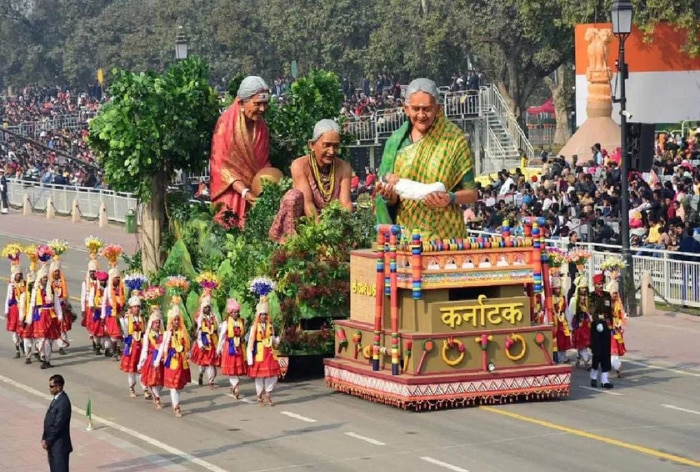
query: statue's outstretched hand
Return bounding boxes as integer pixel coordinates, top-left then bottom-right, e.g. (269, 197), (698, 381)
(376, 181), (398, 205)
(424, 191), (450, 209)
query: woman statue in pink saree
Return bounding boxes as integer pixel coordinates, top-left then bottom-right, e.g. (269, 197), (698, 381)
(210, 76), (271, 227)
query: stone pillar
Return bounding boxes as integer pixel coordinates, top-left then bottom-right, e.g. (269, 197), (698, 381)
(46, 197), (55, 219)
(71, 199), (81, 223)
(23, 194), (31, 216)
(98, 201), (108, 228)
(640, 271), (655, 317)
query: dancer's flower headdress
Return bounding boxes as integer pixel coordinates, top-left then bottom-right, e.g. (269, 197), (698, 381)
(23, 245), (39, 275)
(84, 236), (104, 277)
(124, 273), (148, 295)
(2, 243), (23, 276)
(196, 271), (220, 295)
(101, 244), (123, 280)
(142, 285), (165, 308)
(84, 236), (104, 258)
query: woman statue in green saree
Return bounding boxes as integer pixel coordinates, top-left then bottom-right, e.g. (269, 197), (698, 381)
(375, 78), (479, 240)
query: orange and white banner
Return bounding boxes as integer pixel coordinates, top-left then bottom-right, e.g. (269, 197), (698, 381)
(575, 23), (700, 127)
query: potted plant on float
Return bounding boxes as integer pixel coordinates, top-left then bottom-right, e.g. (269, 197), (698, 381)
(269, 201), (374, 379)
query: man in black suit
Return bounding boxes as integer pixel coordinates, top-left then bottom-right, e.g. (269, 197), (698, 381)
(43, 374), (73, 472)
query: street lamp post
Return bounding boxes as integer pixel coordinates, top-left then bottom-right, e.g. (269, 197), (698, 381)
(175, 26), (189, 61)
(611, 0), (636, 315)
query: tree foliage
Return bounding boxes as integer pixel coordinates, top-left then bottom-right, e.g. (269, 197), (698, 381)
(88, 57), (219, 201)
(466, 0), (573, 117)
(1, 0), (697, 115)
(266, 70), (351, 171)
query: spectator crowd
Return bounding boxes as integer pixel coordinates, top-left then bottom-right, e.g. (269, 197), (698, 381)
(467, 129), (700, 259)
(1, 85), (105, 188)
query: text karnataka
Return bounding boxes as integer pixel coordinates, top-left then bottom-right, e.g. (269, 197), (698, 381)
(440, 295), (524, 329)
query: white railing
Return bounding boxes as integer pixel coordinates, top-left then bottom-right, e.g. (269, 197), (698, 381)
(482, 85), (534, 161)
(466, 228), (700, 308)
(2, 111), (97, 138)
(442, 91), (480, 118)
(480, 120), (521, 175)
(527, 126), (556, 146)
(345, 90), (479, 145)
(486, 126), (509, 160)
(6, 180), (139, 224)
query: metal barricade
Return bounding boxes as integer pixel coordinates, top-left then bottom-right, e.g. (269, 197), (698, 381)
(466, 228), (700, 308)
(6, 180), (139, 224)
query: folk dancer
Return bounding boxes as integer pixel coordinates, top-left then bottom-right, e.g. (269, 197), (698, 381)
(88, 271), (109, 355)
(567, 275), (591, 369)
(19, 262), (37, 364)
(217, 298), (247, 399)
(138, 307), (165, 410)
(607, 281), (627, 377)
(160, 308), (191, 417)
(30, 265), (63, 369)
(191, 294), (219, 389)
(246, 298), (280, 406)
(81, 257), (101, 352)
(589, 273), (614, 388)
(121, 296), (148, 398)
(102, 267), (126, 360)
(49, 259), (72, 355)
(551, 276), (572, 364)
(5, 257), (25, 358)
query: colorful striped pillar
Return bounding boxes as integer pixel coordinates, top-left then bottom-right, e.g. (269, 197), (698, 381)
(373, 226), (388, 371)
(389, 225), (400, 375)
(411, 230), (422, 300)
(531, 221), (544, 324)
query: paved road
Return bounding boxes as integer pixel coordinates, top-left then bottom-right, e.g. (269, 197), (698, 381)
(0, 215), (699, 472)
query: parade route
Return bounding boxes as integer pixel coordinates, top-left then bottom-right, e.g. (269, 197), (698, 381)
(0, 214), (699, 471)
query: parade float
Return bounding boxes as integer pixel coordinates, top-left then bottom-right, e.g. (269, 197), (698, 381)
(325, 218), (573, 410)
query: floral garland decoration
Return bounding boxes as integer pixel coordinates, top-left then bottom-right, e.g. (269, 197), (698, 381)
(48, 239), (69, 258)
(249, 276), (276, 297)
(2, 243), (23, 262)
(441, 337), (466, 367)
(101, 244), (123, 268)
(124, 273), (148, 294)
(36, 244), (55, 263)
(566, 247), (591, 267)
(504, 334), (527, 361)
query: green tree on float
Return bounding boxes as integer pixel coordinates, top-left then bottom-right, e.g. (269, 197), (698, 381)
(265, 70), (350, 171)
(88, 57), (220, 273)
